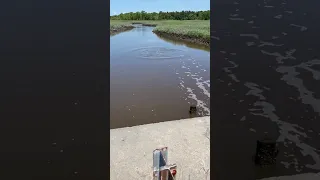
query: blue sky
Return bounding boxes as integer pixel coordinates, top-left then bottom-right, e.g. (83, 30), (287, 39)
(110, 0), (210, 15)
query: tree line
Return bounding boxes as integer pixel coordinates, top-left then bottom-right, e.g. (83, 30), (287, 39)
(110, 10), (210, 20)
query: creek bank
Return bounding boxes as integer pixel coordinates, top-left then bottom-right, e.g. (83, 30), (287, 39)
(110, 22), (210, 47)
(153, 30), (210, 47)
(132, 22), (157, 27)
(110, 25), (134, 36)
(133, 22), (209, 46)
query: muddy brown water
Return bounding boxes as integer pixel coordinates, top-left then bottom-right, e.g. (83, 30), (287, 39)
(211, 0), (320, 179)
(110, 25), (210, 129)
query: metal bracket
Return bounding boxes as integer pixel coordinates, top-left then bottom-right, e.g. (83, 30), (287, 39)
(153, 147), (177, 180)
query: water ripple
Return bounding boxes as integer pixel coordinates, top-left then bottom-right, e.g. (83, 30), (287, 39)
(130, 46), (186, 59)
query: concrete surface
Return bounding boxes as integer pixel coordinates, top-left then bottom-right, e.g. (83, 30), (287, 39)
(259, 172), (320, 180)
(110, 116), (210, 180)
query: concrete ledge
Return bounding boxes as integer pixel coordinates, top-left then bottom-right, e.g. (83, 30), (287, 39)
(110, 116), (210, 180)
(259, 172), (320, 180)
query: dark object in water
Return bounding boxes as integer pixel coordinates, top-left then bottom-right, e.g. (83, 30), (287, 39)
(254, 138), (279, 166)
(189, 105), (197, 114)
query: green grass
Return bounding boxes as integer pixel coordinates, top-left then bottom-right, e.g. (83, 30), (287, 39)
(110, 20), (133, 29)
(110, 20), (210, 44)
(152, 20), (210, 43)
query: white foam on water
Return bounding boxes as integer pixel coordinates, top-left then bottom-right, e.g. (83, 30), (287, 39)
(211, 36), (220, 40)
(259, 41), (284, 47)
(228, 75), (238, 83)
(240, 34), (260, 40)
(179, 82), (185, 88)
(261, 49), (296, 63)
(182, 68), (210, 98)
(250, 128), (257, 132)
(223, 61), (241, 82)
(224, 67), (231, 73)
(245, 82), (266, 100)
(246, 42), (256, 46)
(281, 161), (291, 169)
(229, 18), (245, 21)
(193, 77), (210, 98)
(186, 87), (210, 116)
(290, 24), (308, 32)
(276, 59), (320, 115)
(177, 59), (210, 115)
(227, 61), (239, 69)
(203, 80), (210, 88)
(259, 172), (320, 180)
(245, 82), (320, 171)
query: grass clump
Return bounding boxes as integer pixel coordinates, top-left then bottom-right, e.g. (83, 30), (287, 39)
(110, 21), (134, 34)
(152, 20), (210, 45)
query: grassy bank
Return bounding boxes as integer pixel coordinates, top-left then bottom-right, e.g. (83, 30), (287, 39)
(110, 21), (135, 35)
(110, 20), (210, 46)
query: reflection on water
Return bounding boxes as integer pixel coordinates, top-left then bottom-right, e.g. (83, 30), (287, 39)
(129, 46), (186, 59)
(110, 25), (210, 129)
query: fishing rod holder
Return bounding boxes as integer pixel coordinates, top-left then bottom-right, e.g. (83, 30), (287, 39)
(153, 147), (177, 180)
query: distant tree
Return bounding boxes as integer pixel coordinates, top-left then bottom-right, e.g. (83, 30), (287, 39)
(110, 10), (210, 20)
(188, 13), (196, 20)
